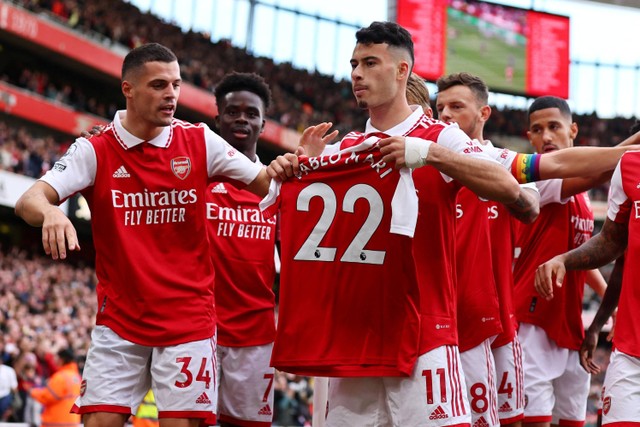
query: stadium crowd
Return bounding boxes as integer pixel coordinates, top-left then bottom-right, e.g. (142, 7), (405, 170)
(0, 246), (314, 426)
(8, 0), (638, 144)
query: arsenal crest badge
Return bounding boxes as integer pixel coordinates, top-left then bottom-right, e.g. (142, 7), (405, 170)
(603, 396), (611, 415)
(171, 157), (191, 180)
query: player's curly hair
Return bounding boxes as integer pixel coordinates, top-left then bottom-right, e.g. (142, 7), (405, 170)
(629, 119), (640, 135)
(214, 72), (272, 113)
(356, 21), (414, 67)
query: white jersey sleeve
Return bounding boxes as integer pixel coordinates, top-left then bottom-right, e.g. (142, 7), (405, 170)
(535, 179), (570, 207)
(481, 144), (519, 169)
(435, 126), (501, 182)
(40, 138), (97, 201)
(204, 125), (263, 184)
(607, 161), (627, 221)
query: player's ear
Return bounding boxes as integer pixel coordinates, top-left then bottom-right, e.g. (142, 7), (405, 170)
(122, 80), (133, 99)
(397, 60), (410, 81)
(480, 105), (492, 122)
(260, 119), (266, 134)
(569, 122), (578, 141)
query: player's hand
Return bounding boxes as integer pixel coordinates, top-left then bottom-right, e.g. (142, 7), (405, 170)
(379, 136), (407, 168)
(266, 147), (304, 181)
(579, 328), (601, 374)
(534, 256), (566, 300)
(80, 125), (106, 139)
(300, 122), (338, 157)
(41, 206), (80, 260)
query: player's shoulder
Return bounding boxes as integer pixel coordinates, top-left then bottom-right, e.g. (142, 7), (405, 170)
(171, 118), (208, 131)
(83, 123), (116, 146)
(338, 131), (366, 149)
(407, 115), (450, 138)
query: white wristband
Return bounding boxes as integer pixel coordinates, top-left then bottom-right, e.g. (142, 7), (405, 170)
(404, 137), (433, 169)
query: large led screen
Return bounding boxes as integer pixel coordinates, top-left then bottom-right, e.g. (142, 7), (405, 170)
(396, 0), (570, 98)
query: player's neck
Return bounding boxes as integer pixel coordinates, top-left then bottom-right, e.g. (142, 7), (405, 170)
(121, 116), (165, 142)
(368, 98), (413, 133)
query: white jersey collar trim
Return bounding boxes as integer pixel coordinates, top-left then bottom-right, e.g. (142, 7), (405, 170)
(113, 110), (172, 149)
(364, 105), (425, 136)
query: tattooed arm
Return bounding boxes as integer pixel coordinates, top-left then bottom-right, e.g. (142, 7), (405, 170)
(504, 186), (540, 224)
(534, 218), (628, 300)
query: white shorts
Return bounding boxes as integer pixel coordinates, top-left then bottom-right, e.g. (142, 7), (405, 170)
(601, 349), (640, 425)
(216, 343), (275, 426)
(460, 338), (499, 427)
(492, 337), (525, 424)
(74, 325), (217, 421)
(326, 345), (471, 427)
(519, 323), (589, 425)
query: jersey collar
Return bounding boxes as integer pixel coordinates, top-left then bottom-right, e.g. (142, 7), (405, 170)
(364, 105), (425, 137)
(113, 110), (172, 149)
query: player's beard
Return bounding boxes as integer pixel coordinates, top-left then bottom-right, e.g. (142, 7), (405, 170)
(357, 99), (368, 109)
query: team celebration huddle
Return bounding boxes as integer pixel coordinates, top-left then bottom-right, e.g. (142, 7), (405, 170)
(14, 16), (640, 427)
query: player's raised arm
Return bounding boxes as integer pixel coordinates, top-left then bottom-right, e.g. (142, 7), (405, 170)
(538, 144), (639, 181)
(15, 181), (80, 260)
(380, 135), (520, 204)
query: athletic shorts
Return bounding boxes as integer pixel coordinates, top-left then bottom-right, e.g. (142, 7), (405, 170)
(326, 345), (471, 427)
(73, 325), (217, 421)
(601, 349), (640, 425)
(492, 337), (525, 424)
(216, 343), (275, 426)
(518, 323), (589, 426)
(460, 338), (499, 427)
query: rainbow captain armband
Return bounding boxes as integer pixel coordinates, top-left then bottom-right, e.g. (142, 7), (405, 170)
(510, 153), (541, 184)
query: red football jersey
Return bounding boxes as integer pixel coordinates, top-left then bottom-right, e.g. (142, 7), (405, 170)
(42, 112), (262, 346)
(261, 136), (420, 377)
(206, 179), (277, 347)
(455, 187), (502, 352)
(513, 181), (594, 350)
(487, 201), (519, 348)
(607, 153), (640, 357)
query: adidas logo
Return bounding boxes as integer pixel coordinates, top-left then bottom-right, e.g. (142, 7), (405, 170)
(474, 416), (490, 427)
(211, 183), (227, 194)
(429, 405), (448, 420)
(258, 404), (272, 416)
(499, 401), (513, 413)
(113, 165), (130, 178)
(195, 392), (211, 405)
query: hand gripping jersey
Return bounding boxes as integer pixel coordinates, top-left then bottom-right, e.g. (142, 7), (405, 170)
(513, 184), (594, 350)
(41, 112), (262, 347)
(260, 137), (420, 377)
(607, 153), (640, 357)
(206, 180), (277, 347)
(455, 187), (503, 352)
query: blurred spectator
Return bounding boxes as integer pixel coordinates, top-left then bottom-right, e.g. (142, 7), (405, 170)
(29, 348), (81, 427)
(0, 360), (18, 421)
(132, 390), (159, 427)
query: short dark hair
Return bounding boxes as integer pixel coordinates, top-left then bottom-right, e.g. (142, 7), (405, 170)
(436, 72), (489, 105)
(355, 21), (414, 67)
(214, 72), (272, 113)
(630, 119), (640, 135)
(122, 43), (177, 80)
(528, 96), (572, 121)
(57, 348), (75, 364)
